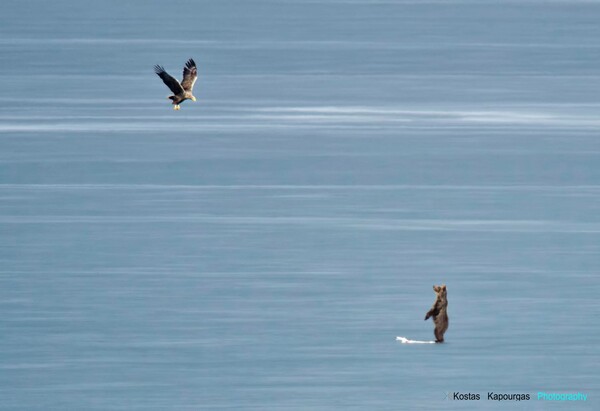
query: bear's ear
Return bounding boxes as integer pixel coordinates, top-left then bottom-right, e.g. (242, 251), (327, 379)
(441, 284), (446, 291)
(433, 285), (441, 292)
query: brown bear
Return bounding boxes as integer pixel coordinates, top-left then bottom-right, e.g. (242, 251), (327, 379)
(424, 284), (448, 343)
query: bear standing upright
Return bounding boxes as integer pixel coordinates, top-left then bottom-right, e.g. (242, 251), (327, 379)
(424, 284), (449, 343)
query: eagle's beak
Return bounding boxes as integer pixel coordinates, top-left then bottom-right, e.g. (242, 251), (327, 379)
(191, 96), (197, 102)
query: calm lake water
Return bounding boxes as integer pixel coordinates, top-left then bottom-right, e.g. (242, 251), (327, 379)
(1, 1), (599, 409)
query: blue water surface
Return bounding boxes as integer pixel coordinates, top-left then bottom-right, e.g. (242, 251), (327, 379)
(0, 1), (598, 409)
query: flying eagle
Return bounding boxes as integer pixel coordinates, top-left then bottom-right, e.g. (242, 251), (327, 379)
(154, 58), (198, 110)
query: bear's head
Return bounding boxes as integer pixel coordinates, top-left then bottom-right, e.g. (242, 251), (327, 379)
(433, 284), (447, 299)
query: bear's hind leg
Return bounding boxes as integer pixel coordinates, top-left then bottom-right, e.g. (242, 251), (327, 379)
(434, 328), (444, 343)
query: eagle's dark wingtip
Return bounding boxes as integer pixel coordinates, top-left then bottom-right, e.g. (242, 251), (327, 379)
(186, 58), (196, 69)
(154, 65), (165, 74)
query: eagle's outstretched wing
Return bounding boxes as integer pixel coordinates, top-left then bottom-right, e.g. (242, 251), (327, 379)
(154, 65), (184, 95)
(181, 58), (197, 92)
